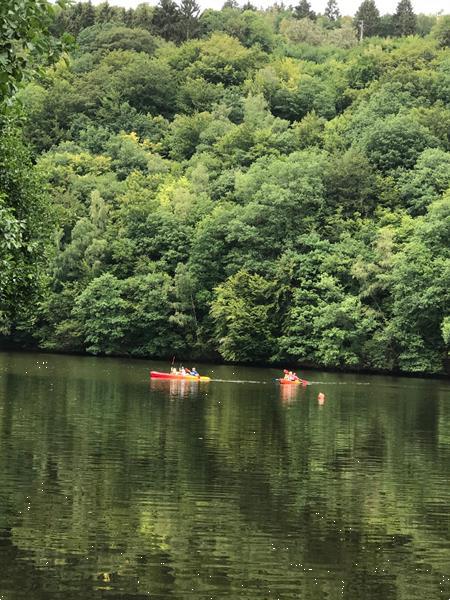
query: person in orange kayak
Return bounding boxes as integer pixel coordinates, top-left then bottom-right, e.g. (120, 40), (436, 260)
(191, 367), (199, 376)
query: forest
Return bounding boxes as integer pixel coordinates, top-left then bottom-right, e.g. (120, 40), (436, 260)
(0, 0), (449, 374)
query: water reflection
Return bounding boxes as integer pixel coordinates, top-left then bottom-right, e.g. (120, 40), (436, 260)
(150, 377), (207, 400)
(0, 351), (450, 600)
(278, 382), (305, 405)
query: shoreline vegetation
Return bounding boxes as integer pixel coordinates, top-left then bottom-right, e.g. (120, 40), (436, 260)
(2, 344), (449, 380)
(1, 1), (449, 376)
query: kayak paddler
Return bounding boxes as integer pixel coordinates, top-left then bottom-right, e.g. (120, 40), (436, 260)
(283, 369), (300, 381)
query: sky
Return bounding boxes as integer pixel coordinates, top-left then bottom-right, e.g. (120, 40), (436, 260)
(88, 0), (449, 16)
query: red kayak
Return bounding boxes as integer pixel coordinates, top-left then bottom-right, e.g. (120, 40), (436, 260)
(150, 371), (211, 382)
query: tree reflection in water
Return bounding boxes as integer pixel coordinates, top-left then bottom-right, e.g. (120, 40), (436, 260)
(0, 352), (450, 600)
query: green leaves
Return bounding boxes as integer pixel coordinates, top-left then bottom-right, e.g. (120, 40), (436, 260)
(386, 197), (450, 372)
(211, 270), (277, 362)
(0, 120), (52, 334)
(361, 114), (439, 172)
(0, 0), (69, 107)
(396, 148), (450, 215)
(71, 271), (187, 356)
(73, 273), (128, 354)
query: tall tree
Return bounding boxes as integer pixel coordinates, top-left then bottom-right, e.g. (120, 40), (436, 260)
(152, 0), (181, 41)
(324, 0), (341, 21)
(133, 3), (154, 31)
(294, 0), (316, 20)
(124, 8), (134, 27)
(354, 0), (380, 38)
(179, 0), (201, 41)
(96, 1), (114, 24)
(83, 1), (97, 29)
(393, 0), (416, 36)
(68, 1), (96, 33)
(117, 7), (128, 24)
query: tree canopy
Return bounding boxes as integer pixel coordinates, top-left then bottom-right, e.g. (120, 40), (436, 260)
(3, 0), (450, 375)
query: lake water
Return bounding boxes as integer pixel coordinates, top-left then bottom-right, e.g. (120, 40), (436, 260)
(0, 351), (450, 600)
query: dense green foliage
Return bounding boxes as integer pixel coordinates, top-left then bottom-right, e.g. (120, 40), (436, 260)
(5, 1), (450, 374)
(0, 121), (51, 335)
(0, 0), (70, 335)
(0, 0), (70, 106)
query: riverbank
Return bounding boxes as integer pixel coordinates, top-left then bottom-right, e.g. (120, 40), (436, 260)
(3, 339), (448, 380)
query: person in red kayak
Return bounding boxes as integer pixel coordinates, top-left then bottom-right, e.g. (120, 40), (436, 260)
(283, 370), (299, 381)
(284, 369), (298, 381)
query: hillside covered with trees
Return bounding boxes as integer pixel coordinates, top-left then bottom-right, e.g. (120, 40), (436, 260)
(1, 0), (449, 374)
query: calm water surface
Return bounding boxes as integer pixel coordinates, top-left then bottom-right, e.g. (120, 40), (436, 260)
(1, 351), (450, 600)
